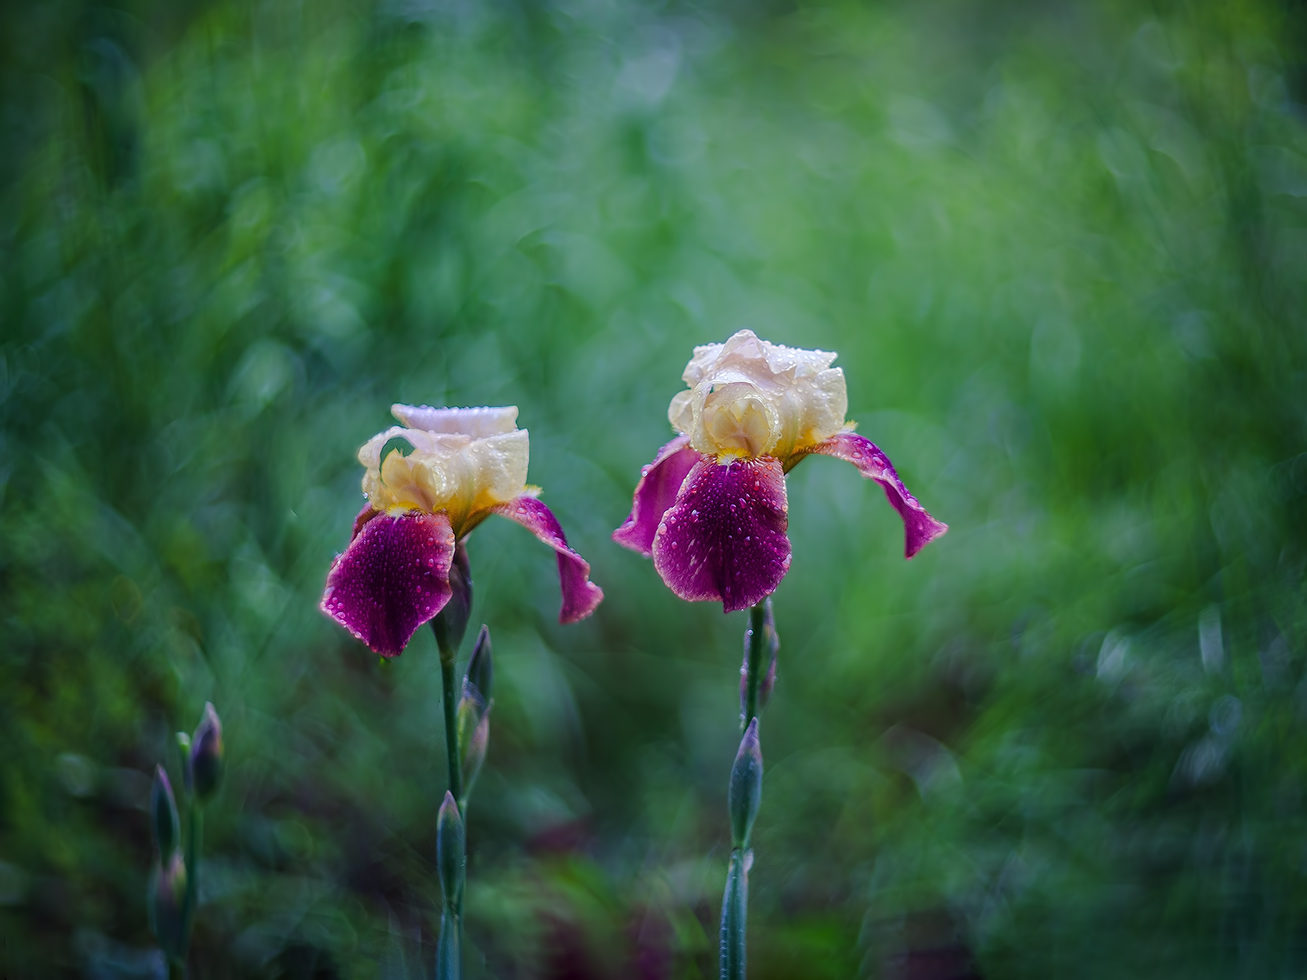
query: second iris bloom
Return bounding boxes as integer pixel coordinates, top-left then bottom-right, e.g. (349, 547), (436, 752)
(613, 330), (947, 611)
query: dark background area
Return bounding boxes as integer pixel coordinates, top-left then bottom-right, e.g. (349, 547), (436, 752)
(2, 0), (1307, 976)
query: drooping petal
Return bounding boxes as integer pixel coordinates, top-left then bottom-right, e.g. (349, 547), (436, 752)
(793, 431), (948, 558)
(489, 496), (604, 623)
(321, 511), (456, 657)
(651, 456), (791, 613)
(612, 435), (703, 556)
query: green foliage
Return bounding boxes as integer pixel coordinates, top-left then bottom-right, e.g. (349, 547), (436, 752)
(1, 0), (1306, 975)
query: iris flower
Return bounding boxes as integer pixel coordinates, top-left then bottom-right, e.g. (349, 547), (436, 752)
(613, 330), (946, 611)
(322, 405), (603, 656)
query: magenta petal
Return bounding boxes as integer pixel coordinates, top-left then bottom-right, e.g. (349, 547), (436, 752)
(612, 435), (703, 556)
(651, 456), (791, 613)
(352, 504), (379, 540)
(321, 511), (456, 657)
(490, 496), (604, 623)
(799, 431), (947, 558)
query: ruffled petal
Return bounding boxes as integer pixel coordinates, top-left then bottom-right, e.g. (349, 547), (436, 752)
(651, 456), (791, 613)
(489, 496), (604, 623)
(391, 404), (519, 437)
(321, 511), (456, 657)
(612, 435), (703, 556)
(794, 431), (947, 558)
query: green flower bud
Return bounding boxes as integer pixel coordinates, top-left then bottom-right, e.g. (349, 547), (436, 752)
(466, 625), (493, 701)
(188, 703), (223, 803)
(148, 850), (190, 962)
(436, 791), (465, 905)
(728, 719), (763, 849)
(458, 702), (490, 806)
(150, 765), (179, 857)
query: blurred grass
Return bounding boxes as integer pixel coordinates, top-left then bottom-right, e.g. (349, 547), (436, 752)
(2, 0), (1307, 976)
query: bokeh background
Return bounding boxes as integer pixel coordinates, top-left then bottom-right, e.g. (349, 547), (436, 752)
(3, 0), (1307, 976)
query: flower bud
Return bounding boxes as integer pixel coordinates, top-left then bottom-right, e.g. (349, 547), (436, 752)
(436, 791), (465, 905)
(150, 765), (179, 857)
(728, 719), (763, 849)
(466, 625), (493, 701)
(432, 543), (473, 658)
(459, 708), (490, 805)
(188, 703), (224, 803)
(148, 850), (190, 962)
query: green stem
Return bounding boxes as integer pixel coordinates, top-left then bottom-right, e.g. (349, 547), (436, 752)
(435, 630), (465, 980)
(437, 643), (464, 811)
(437, 909), (462, 979)
(719, 848), (749, 980)
(721, 600), (768, 980)
(186, 804), (202, 908)
(184, 800), (201, 957)
(742, 602), (766, 730)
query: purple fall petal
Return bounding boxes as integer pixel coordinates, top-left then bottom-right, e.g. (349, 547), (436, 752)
(651, 456), (791, 613)
(490, 496), (604, 623)
(321, 511), (456, 657)
(612, 435), (702, 556)
(352, 504), (379, 540)
(796, 431), (947, 558)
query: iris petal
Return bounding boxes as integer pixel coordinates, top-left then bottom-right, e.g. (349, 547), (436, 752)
(651, 456), (791, 613)
(490, 496), (604, 623)
(321, 511), (456, 657)
(352, 504), (379, 540)
(612, 435), (703, 556)
(793, 431), (947, 558)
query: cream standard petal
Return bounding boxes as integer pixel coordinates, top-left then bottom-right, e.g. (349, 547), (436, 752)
(357, 408), (530, 532)
(772, 366), (847, 460)
(694, 379), (781, 458)
(463, 429), (531, 513)
(668, 330), (848, 461)
(391, 404), (519, 437)
(358, 425), (461, 470)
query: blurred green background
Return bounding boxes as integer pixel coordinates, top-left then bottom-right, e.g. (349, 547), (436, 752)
(3, 0), (1307, 975)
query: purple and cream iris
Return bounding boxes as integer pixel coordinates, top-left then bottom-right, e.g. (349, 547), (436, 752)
(321, 404), (603, 656)
(613, 330), (947, 612)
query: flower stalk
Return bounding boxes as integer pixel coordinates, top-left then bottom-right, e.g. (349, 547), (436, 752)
(612, 332), (945, 980)
(320, 405), (595, 979)
(436, 791), (465, 978)
(740, 600), (775, 730)
(720, 604), (771, 980)
(431, 578), (494, 980)
(149, 704), (224, 976)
